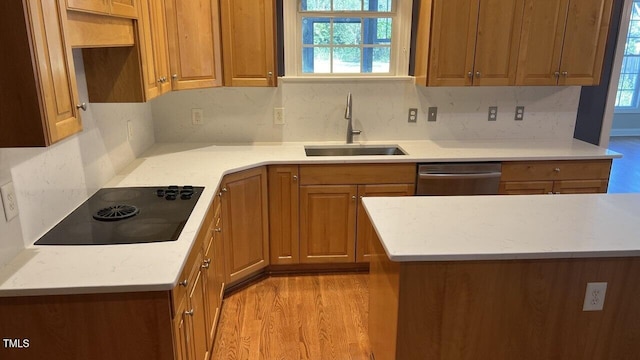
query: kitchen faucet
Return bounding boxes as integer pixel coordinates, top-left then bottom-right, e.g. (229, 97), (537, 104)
(344, 92), (361, 144)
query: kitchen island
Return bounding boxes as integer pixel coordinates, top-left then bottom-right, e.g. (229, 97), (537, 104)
(363, 194), (640, 360)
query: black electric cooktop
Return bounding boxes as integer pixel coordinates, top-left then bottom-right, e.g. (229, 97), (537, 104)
(35, 186), (204, 245)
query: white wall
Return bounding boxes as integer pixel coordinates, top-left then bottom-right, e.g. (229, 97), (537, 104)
(0, 50), (155, 267)
(152, 80), (581, 143)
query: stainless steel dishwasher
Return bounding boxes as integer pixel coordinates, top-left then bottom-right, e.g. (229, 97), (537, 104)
(416, 163), (502, 195)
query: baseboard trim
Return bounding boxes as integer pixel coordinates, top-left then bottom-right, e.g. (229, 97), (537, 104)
(610, 128), (640, 137)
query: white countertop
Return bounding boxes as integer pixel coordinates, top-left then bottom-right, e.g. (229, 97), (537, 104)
(0, 139), (621, 296)
(363, 194), (640, 262)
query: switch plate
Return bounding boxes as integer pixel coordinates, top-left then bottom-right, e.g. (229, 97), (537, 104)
(488, 106), (498, 121)
(515, 106), (525, 121)
(191, 109), (204, 125)
(428, 107), (438, 122)
(273, 107), (285, 125)
(1, 182), (19, 221)
(583, 282), (607, 311)
(408, 108), (418, 123)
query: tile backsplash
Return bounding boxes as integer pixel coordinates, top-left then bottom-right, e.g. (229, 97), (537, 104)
(152, 79), (580, 143)
(0, 50), (154, 267)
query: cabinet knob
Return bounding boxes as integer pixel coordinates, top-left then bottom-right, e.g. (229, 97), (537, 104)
(215, 227), (222, 232)
(467, 71), (473, 78)
(359, 196), (363, 199)
(475, 71), (481, 78)
(267, 71), (273, 77)
(554, 71), (560, 78)
(554, 168), (561, 172)
(179, 279), (188, 287)
(292, 175), (298, 181)
(76, 103), (87, 111)
(561, 71), (568, 77)
(185, 309), (194, 316)
(202, 262), (210, 269)
(221, 187), (228, 193)
(157, 78), (163, 83)
(352, 195), (356, 200)
(172, 74), (178, 80)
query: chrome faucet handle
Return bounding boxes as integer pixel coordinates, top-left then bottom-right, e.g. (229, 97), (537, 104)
(345, 92), (352, 120)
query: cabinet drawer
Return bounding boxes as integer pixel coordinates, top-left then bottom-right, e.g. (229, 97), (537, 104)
(299, 164), (416, 185)
(501, 160), (611, 181)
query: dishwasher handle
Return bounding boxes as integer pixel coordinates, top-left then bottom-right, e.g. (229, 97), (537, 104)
(418, 172), (502, 180)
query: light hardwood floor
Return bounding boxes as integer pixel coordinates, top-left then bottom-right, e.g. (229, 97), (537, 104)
(608, 136), (640, 193)
(211, 274), (370, 360)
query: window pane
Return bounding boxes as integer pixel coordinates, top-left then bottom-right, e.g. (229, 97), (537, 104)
(303, 18), (331, 45)
(632, 2), (640, 20)
(334, 0), (362, 11)
(630, 20), (640, 37)
(371, 47), (390, 73)
(625, 37), (640, 55)
(333, 47), (361, 73)
(302, 0), (330, 11)
(334, 19), (362, 45)
(364, 0), (392, 12)
(616, 90), (634, 107)
(363, 18), (392, 44)
(302, 47), (331, 73)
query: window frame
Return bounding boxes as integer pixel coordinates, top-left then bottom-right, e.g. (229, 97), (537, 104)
(615, 0), (640, 113)
(283, 0), (413, 79)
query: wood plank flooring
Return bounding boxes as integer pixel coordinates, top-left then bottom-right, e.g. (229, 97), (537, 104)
(608, 136), (640, 193)
(211, 274), (370, 360)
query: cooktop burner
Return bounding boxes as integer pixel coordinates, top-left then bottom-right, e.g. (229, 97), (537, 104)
(35, 186), (204, 245)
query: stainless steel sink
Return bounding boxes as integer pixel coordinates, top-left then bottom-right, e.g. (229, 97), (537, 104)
(304, 145), (407, 156)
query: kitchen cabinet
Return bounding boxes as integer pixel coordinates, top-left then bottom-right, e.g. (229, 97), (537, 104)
(356, 184), (414, 263)
(165, 0), (223, 90)
(427, 0), (524, 86)
(516, 0), (613, 86)
(138, 0), (171, 100)
(66, 0), (138, 18)
(220, 0), (277, 87)
(1, 0), (83, 147)
(203, 192), (225, 348)
(221, 166), (270, 285)
(268, 165), (300, 265)
(499, 160), (612, 195)
(298, 164), (416, 264)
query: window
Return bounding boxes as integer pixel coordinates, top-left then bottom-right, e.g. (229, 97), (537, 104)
(615, 1), (640, 110)
(284, 0), (412, 77)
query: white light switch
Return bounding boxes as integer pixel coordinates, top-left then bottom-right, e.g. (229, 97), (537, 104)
(1, 182), (19, 221)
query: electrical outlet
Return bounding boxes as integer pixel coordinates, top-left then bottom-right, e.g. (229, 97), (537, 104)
(488, 106), (498, 121)
(408, 108), (418, 123)
(428, 107), (438, 122)
(191, 109), (204, 125)
(127, 120), (134, 140)
(583, 282), (607, 311)
(515, 106), (525, 121)
(1, 182), (19, 221)
(273, 107), (285, 125)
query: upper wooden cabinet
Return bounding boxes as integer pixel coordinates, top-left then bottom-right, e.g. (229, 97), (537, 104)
(165, 0), (223, 90)
(0, 0), (82, 147)
(221, 166), (270, 285)
(220, 0), (277, 87)
(516, 0), (614, 85)
(66, 0), (138, 18)
(427, 0), (524, 86)
(138, 0), (171, 99)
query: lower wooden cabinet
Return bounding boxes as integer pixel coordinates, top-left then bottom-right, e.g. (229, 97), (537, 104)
(268, 165), (300, 265)
(221, 166), (270, 284)
(500, 160), (612, 195)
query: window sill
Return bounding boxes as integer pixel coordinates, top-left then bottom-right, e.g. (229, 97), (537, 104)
(279, 75), (415, 83)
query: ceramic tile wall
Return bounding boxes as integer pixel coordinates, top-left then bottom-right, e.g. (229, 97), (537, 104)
(152, 80), (581, 143)
(0, 50), (154, 267)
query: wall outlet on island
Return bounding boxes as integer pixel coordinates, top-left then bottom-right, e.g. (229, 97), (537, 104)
(1, 182), (19, 221)
(274, 107), (285, 125)
(583, 282), (607, 311)
(191, 109), (204, 125)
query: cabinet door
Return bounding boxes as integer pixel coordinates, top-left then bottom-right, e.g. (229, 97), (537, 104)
(138, 0), (170, 100)
(428, 0), (479, 86)
(516, 0), (569, 85)
(499, 181), (554, 195)
(66, 0), (110, 14)
(111, 0), (137, 18)
(165, 0), (223, 90)
(203, 231), (218, 351)
(553, 180), (608, 194)
(221, 167), (270, 284)
(220, 0), (277, 86)
(29, 0), (83, 145)
(558, 0), (613, 85)
(356, 184), (414, 263)
(300, 185), (357, 263)
(172, 298), (190, 360)
(473, 0), (524, 86)
(268, 165), (300, 265)
(188, 269), (209, 360)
